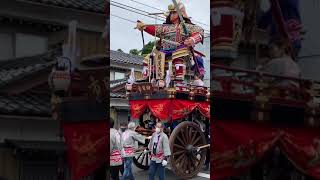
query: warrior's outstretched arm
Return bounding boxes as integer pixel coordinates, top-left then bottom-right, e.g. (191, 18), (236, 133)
(136, 21), (163, 38)
(144, 25), (156, 36)
(144, 25), (164, 38)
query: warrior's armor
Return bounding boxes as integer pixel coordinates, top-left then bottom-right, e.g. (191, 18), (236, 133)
(143, 23), (204, 51)
(137, 2), (205, 84)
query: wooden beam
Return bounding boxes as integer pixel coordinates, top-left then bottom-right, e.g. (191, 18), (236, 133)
(110, 62), (143, 71)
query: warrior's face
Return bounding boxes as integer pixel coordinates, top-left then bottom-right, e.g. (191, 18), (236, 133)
(170, 11), (179, 24)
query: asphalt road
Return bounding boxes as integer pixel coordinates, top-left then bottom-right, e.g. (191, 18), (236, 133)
(131, 163), (210, 180)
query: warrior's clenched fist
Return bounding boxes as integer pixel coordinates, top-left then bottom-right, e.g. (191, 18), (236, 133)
(136, 21), (145, 31)
(184, 37), (195, 47)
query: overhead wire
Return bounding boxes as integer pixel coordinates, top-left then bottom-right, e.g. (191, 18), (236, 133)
(110, 1), (210, 34)
(110, 2), (161, 21)
(111, 1), (164, 20)
(111, 14), (210, 39)
(130, 0), (164, 12)
(129, 0), (210, 27)
(110, 14), (136, 23)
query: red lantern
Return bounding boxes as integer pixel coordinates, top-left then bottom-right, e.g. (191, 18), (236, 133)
(50, 57), (72, 92)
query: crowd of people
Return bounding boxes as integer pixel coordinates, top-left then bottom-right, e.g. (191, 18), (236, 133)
(110, 2), (209, 179)
(110, 118), (172, 180)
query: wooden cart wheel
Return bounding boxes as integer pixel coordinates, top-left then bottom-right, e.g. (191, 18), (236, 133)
(133, 140), (151, 170)
(169, 121), (207, 179)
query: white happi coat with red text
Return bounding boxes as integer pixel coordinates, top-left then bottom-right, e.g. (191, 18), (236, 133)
(121, 129), (146, 158)
(148, 132), (171, 163)
(110, 128), (123, 166)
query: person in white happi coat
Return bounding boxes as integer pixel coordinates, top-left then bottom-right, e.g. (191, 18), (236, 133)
(121, 121), (151, 180)
(110, 118), (123, 180)
(145, 122), (171, 180)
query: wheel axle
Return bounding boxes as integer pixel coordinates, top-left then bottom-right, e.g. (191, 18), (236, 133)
(186, 145), (194, 153)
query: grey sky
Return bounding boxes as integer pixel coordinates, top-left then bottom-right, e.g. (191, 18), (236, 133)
(110, 0), (210, 53)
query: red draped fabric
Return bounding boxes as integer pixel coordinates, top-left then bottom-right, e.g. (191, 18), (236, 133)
(63, 122), (108, 180)
(212, 121), (279, 179)
(148, 100), (171, 120)
(279, 128), (320, 178)
(129, 99), (210, 121)
(212, 121), (320, 179)
(171, 100), (198, 120)
(129, 100), (148, 119)
(198, 101), (210, 118)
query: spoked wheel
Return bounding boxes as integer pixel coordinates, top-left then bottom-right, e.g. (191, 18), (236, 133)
(169, 121), (207, 179)
(133, 140), (151, 170)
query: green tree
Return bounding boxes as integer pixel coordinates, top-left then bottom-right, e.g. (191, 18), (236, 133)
(141, 41), (155, 56)
(129, 49), (141, 56)
(117, 49), (123, 52)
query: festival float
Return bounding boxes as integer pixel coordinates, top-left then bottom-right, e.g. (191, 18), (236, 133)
(125, 0), (210, 178)
(212, 0), (320, 179)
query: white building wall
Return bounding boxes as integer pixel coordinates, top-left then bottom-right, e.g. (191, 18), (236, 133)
(195, 34), (210, 86)
(298, 0), (320, 80)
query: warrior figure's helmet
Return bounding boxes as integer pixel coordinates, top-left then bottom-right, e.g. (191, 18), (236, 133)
(164, 1), (193, 24)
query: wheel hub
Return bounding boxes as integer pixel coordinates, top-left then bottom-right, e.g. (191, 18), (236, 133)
(186, 145), (198, 155)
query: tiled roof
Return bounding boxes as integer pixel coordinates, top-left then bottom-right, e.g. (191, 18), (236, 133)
(110, 92), (126, 98)
(19, 0), (104, 13)
(0, 50), (58, 116)
(0, 89), (126, 115)
(110, 78), (127, 88)
(110, 50), (143, 66)
(0, 49), (132, 116)
(0, 92), (51, 116)
(0, 77), (127, 116)
(0, 50), (58, 88)
(110, 79), (127, 98)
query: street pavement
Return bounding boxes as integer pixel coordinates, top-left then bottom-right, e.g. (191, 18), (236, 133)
(131, 163), (210, 180)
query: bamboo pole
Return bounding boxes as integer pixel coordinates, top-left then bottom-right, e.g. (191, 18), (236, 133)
(197, 144), (210, 150)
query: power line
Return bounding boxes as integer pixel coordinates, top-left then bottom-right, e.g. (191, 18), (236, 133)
(111, 14), (136, 23)
(111, 13), (210, 38)
(129, 0), (210, 27)
(111, 0), (164, 20)
(109, 0), (210, 28)
(111, 3), (161, 21)
(130, 0), (165, 13)
(111, 2), (210, 33)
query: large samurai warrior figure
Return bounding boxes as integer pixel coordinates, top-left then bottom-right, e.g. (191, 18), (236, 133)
(136, 1), (205, 87)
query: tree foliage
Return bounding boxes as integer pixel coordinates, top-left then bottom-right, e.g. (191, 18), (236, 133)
(141, 41), (155, 56)
(129, 49), (141, 56)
